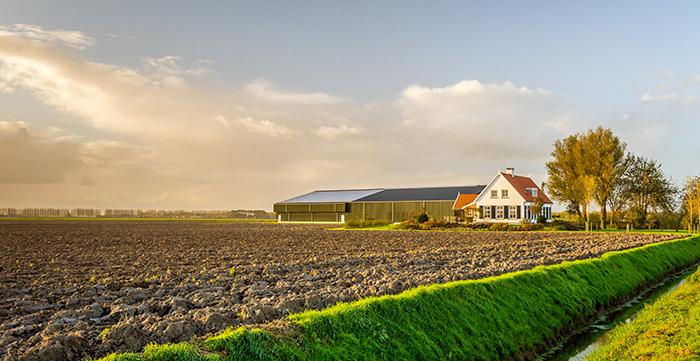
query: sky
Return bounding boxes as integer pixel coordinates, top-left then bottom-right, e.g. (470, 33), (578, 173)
(1, 1), (699, 210)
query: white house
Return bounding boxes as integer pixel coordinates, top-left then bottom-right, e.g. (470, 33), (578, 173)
(471, 168), (553, 223)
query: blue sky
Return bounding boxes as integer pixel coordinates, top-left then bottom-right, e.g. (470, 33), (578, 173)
(0, 1), (698, 209)
(6, 1), (698, 103)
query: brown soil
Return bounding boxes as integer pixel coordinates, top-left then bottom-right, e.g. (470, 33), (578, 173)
(0, 220), (683, 360)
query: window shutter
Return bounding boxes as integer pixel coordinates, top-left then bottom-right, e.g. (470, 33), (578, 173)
(479, 206), (484, 218)
(517, 205), (521, 219)
(491, 206), (496, 219)
(503, 205), (509, 219)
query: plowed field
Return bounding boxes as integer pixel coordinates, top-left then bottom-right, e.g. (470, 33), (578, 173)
(0, 221), (682, 360)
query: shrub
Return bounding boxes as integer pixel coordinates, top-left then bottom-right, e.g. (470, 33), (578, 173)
(398, 219), (461, 230)
(489, 223), (510, 231)
(488, 223), (545, 231)
(513, 223), (545, 231)
(415, 212), (430, 224)
(420, 220), (459, 229)
(546, 220), (583, 231)
(465, 222), (490, 230)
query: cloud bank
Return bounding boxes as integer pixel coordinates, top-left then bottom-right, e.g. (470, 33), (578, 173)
(7, 24), (691, 210)
(0, 23), (94, 49)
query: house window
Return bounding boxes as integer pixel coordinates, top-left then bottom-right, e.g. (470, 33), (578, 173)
(483, 207), (491, 219)
(491, 190), (498, 198)
(496, 206), (504, 219)
(531, 188), (538, 197)
(509, 206), (517, 219)
(501, 189), (509, 198)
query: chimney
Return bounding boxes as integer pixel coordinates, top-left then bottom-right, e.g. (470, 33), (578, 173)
(505, 167), (514, 176)
(541, 182), (546, 192)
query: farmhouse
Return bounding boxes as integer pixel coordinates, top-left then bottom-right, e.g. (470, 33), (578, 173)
(274, 168), (552, 223)
(475, 168), (553, 223)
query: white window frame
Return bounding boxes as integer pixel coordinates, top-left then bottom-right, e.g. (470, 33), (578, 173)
(496, 206), (504, 219)
(483, 207), (491, 219)
(501, 189), (509, 198)
(509, 206), (517, 219)
(531, 188), (538, 197)
(491, 190), (498, 198)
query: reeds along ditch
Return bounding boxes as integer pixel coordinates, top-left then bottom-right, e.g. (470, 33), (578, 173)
(101, 235), (700, 361)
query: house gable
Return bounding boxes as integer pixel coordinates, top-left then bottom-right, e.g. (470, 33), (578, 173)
(474, 173), (526, 206)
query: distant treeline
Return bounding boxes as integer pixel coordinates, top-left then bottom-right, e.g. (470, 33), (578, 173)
(0, 208), (275, 219)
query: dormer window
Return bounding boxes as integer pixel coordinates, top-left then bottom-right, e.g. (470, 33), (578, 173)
(527, 188), (538, 197)
(491, 190), (498, 198)
(501, 189), (509, 198)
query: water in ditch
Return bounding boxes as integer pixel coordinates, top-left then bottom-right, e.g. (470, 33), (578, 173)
(536, 263), (699, 361)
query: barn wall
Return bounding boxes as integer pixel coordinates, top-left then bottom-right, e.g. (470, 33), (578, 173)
(346, 201), (455, 223)
(276, 200), (457, 223)
(274, 202), (347, 223)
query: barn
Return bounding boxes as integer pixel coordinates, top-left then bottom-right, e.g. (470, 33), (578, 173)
(274, 185), (486, 223)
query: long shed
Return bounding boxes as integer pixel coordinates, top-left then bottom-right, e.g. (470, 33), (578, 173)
(274, 185), (485, 223)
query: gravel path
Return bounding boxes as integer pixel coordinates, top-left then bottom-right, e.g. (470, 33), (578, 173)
(0, 221), (683, 360)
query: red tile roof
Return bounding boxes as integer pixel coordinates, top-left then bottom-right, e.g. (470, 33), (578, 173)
(453, 193), (478, 210)
(500, 173), (553, 204)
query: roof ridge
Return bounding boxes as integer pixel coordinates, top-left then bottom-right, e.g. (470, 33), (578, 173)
(312, 188), (384, 192)
(384, 185), (486, 190)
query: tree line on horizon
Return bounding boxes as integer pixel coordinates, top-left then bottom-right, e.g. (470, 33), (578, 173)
(546, 126), (696, 231)
(0, 208), (275, 219)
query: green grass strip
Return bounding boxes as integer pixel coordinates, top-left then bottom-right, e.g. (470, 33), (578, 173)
(0, 217), (275, 223)
(587, 267), (700, 360)
(99, 236), (700, 361)
(95, 342), (221, 361)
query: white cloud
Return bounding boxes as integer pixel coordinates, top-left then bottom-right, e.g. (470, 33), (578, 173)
(313, 124), (362, 140)
(0, 35), (222, 136)
(640, 91), (679, 102)
(105, 32), (134, 40)
(0, 23), (94, 49)
(214, 115), (293, 137)
(142, 55), (213, 88)
(396, 80), (573, 157)
(143, 55), (213, 76)
(245, 79), (347, 104)
(640, 91), (695, 104)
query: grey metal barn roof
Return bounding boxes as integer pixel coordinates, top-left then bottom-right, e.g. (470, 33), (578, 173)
(277, 185), (486, 204)
(278, 189), (384, 204)
(355, 185), (486, 202)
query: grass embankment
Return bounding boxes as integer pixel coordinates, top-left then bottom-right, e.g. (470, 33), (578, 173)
(0, 217), (276, 223)
(99, 236), (700, 361)
(587, 267), (700, 360)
